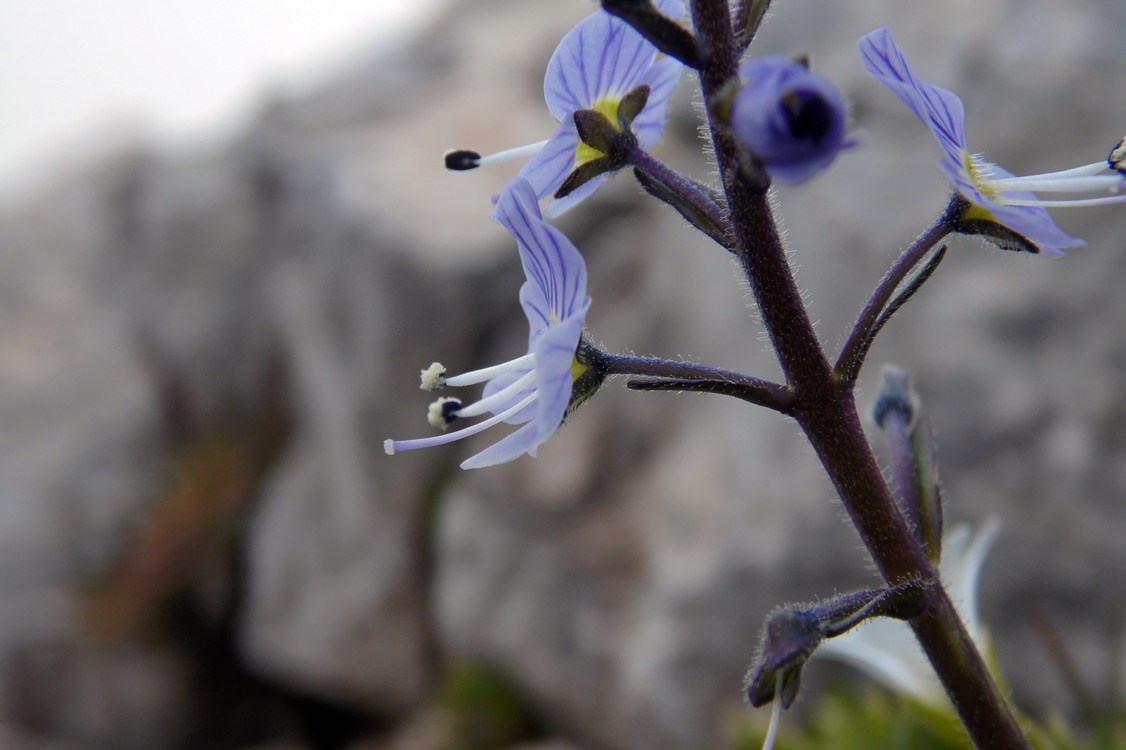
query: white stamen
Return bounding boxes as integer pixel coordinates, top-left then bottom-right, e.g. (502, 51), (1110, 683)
(760, 674), (783, 750)
(992, 173), (1124, 194)
(476, 139), (551, 167)
(384, 391), (538, 455)
(998, 161), (1113, 182)
(979, 159), (1126, 208)
(427, 397), (462, 429)
(999, 194), (1126, 208)
(444, 352), (536, 387)
(420, 362), (447, 391)
(453, 370), (536, 419)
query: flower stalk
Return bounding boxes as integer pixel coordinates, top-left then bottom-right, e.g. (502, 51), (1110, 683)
(835, 203), (953, 382)
(690, 1), (1030, 747)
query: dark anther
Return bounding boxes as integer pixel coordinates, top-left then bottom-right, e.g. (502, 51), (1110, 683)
(617, 85), (651, 130)
(1108, 135), (1126, 175)
(444, 149), (482, 171)
(440, 399), (462, 423)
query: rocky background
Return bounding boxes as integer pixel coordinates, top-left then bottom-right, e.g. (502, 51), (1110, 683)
(1, 0), (1125, 748)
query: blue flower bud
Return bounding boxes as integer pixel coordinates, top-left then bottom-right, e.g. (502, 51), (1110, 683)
(731, 56), (849, 184)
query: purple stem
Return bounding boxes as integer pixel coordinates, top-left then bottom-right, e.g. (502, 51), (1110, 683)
(689, 1), (1031, 748)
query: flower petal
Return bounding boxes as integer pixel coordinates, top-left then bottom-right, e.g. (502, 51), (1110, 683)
(531, 302), (590, 441)
(544, 1), (684, 119)
(518, 120), (581, 202)
(944, 517), (1000, 646)
(632, 56), (684, 148)
(460, 420), (541, 470)
(542, 175), (608, 218)
(493, 179), (590, 326)
(859, 27), (968, 172)
(946, 159), (1084, 256)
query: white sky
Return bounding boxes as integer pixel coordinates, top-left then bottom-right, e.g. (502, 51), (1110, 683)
(0, 1), (445, 196)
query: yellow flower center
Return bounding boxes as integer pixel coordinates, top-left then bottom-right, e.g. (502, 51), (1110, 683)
(574, 97), (623, 166)
(962, 153), (1000, 222)
(965, 154), (999, 201)
(571, 355), (591, 383)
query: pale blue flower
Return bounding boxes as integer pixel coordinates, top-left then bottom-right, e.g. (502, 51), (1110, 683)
(732, 56), (851, 184)
(453, 0), (685, 216)
(384, 179), (591, 469)
(860, 27), (1126, 256)
(816, 519), (1000, 705)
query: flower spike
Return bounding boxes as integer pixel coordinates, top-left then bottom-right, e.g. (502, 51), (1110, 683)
(859, 27), (1126, 256)
(446, 1), (686, 216)
(384, 179), (603, 470)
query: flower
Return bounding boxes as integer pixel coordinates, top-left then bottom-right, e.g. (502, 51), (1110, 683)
(815, 519), (1001, 705)
(446, 0), (685, 216)
(731, 56), (851, 184)
(859, 27), (1126, 256)
(384, 179), (594, 470)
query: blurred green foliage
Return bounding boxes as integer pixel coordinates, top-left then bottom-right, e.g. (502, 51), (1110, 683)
(439, 661), (541, 750)
(729, 687), (1126, 750)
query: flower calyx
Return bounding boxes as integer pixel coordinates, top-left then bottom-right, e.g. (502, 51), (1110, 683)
(569, 339), (611, 415)
(946, 193), (1046, 255)
(556, 85), (651, 199)
(744, 581), (928, 709)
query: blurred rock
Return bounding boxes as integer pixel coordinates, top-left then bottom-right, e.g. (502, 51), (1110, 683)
(0, 0), (1124, 749)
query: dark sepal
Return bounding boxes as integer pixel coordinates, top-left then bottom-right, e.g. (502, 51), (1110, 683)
(616, 85), (651, 131)
(744, 582), (928, 708)
(573, 109), (622, 156)
(600, 0), (704, 69)
(555, 158), (616, 200)
(948, 193), (1041, 254)
(745, 607), (822, 708)
(568, 338), (611, 415)
(555, 110), (638, 199)
(733, 0), (772, 52)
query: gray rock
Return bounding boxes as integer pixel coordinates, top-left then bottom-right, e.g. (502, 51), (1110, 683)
(0, 0), (1123, 748)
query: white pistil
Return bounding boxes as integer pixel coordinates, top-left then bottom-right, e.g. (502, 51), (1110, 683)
(444, 352), (536, 387)
(453, 370), (536, 419)
(384, 391), (538, 455)
(475, 139), (551, 167)
(420, 362), (447, 390)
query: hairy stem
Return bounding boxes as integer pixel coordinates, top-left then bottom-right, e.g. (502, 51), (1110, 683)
(631, 148), (734, 250)
(836, 202), (955, 381)
(601, 351), (792, 411)
(690, 1), (1029, 747)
